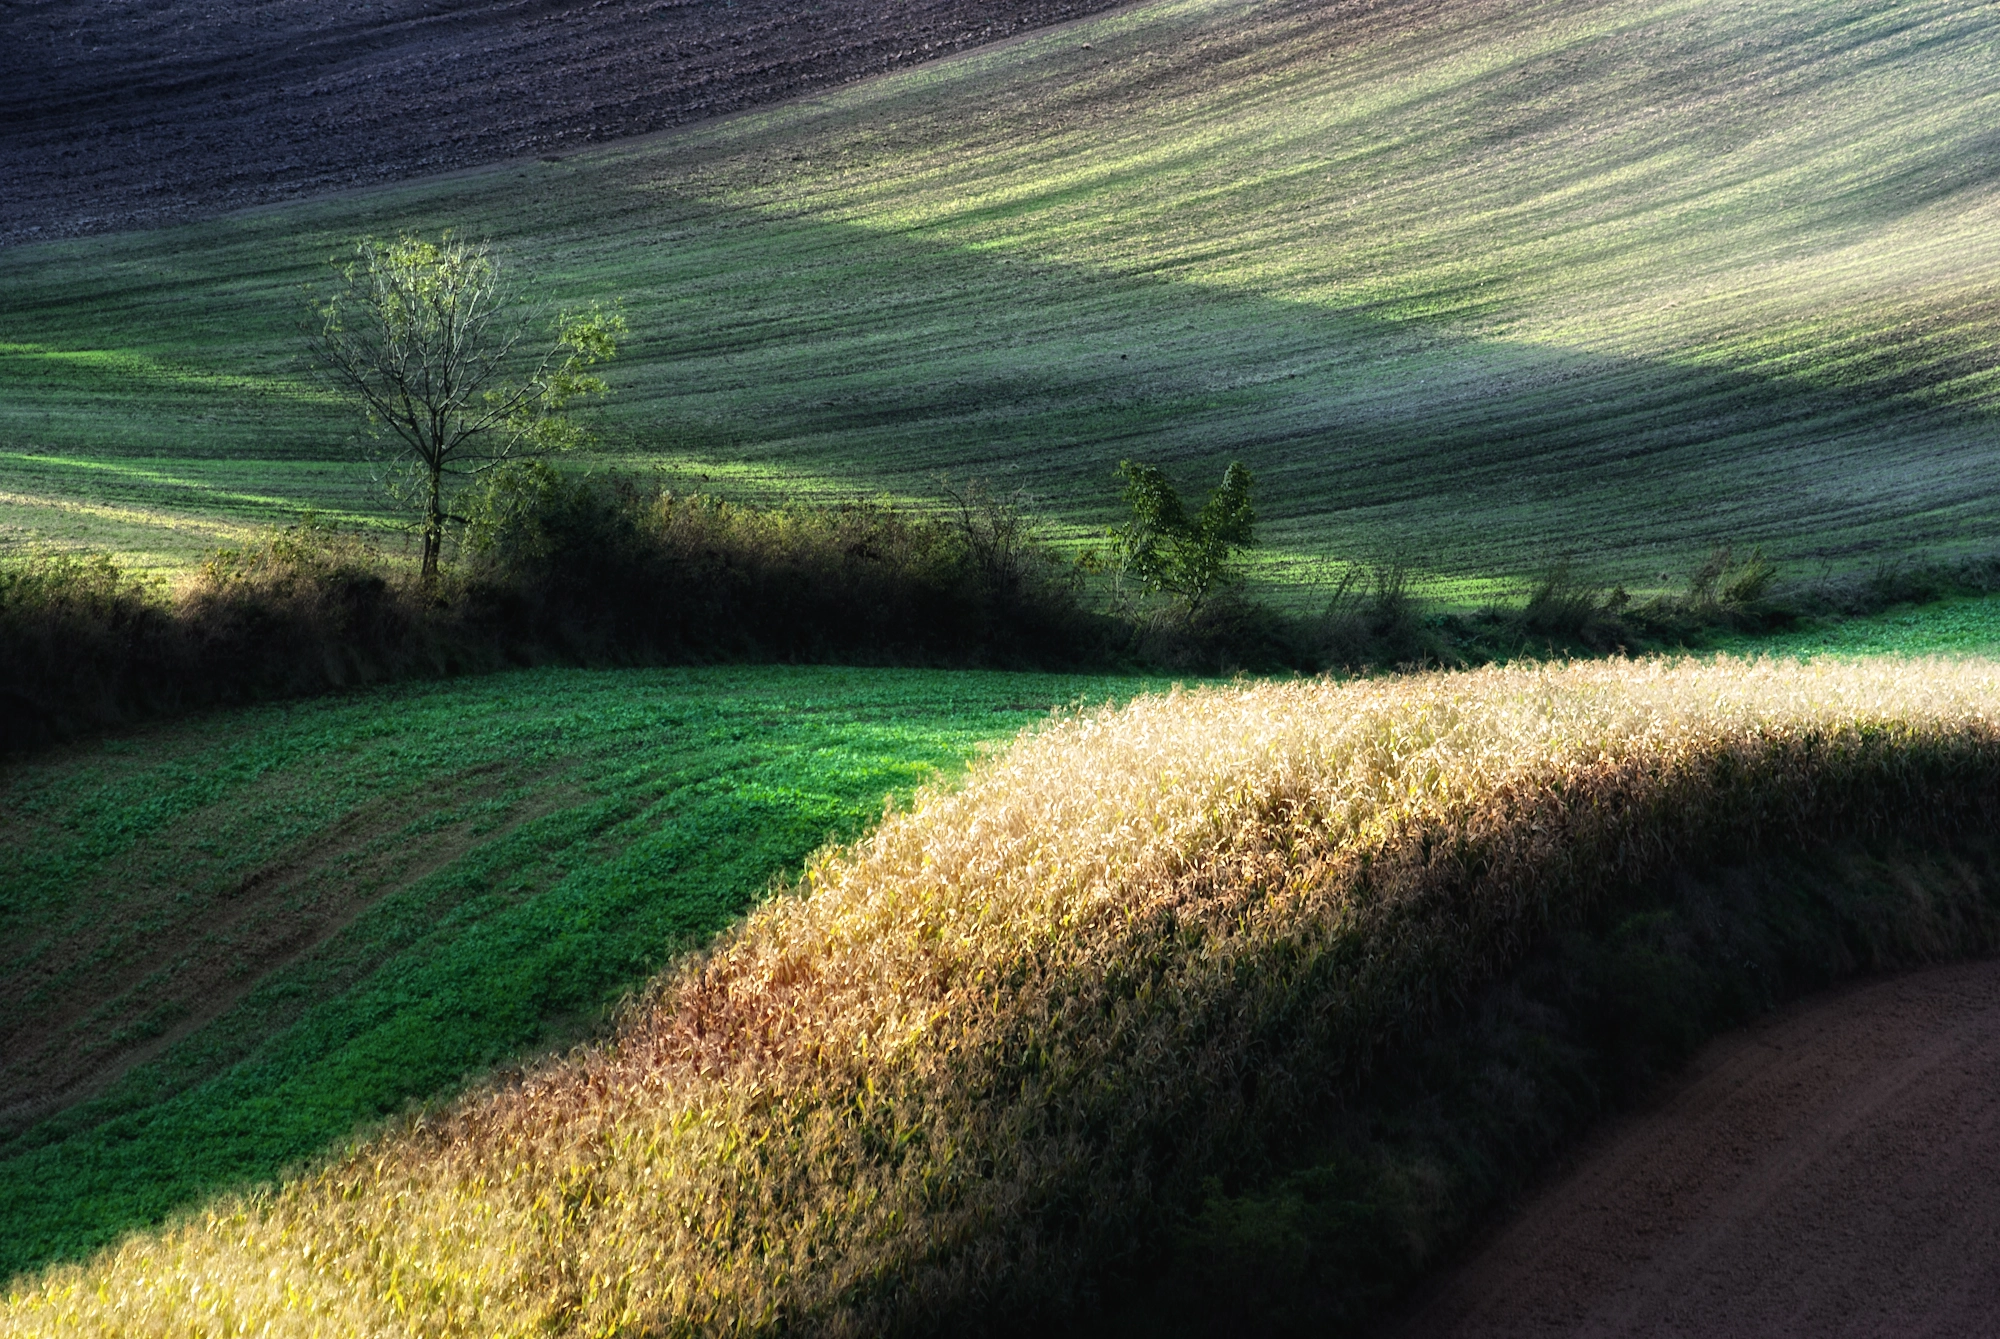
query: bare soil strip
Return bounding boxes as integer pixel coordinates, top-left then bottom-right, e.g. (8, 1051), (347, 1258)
(1385, 958), (2000, 1339)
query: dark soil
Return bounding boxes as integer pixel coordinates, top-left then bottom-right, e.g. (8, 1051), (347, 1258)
(0, 0), (1130, 244)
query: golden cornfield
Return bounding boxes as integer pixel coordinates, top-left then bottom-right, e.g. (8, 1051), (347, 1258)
(11, 656), (2000, 1337)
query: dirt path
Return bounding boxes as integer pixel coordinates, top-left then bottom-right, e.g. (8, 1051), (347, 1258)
(1384, 958), (2000, 1338)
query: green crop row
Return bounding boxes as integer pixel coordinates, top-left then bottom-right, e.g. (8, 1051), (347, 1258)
(0, 665), (1159, 1279)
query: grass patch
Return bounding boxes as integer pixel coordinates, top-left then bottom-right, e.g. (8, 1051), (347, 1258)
(1716, 590), (2000, 659)
(0, 664), (1158, 1279)
(9, 656), (2000, 1334)
(3, 0), (1998, 584)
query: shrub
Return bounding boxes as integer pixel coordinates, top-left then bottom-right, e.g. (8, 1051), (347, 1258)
(460, 464), (1105, 666)
(1512, 559), (1628, 648)
(0, 551), (172, 749)
(1682, 543), (1778, 620)
(1313, 561), (1436, 669)
(0, 521), (456, 751)
(1114, 459), (1257, 620)
(0, 475), (1114, 752)
(184, 513), (444, 692)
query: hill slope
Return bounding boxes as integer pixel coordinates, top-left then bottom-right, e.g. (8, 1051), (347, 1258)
(2, 0), (1997, 583)
(9, 655), (2000, 1334)
(0, 665), (1149, 1277)
(0, 0), (1127, 243)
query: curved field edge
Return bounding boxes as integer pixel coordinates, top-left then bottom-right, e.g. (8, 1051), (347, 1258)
(0, 665), (1161, 1280)
(1093, 838), (2000, 1335)
(10, 656), (2000, 1335)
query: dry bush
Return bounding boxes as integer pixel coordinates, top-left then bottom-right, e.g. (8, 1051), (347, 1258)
(1632, 543), (1784, 635)
(1313, 561), (1435, 668)
(11, 657), (2000, 1336)
(0, 479), (1109, 753)
(0, 528), (443, 749)
(1511, 560), (1630, 649)
(461, 467), (1103, 666)
(0, 551), (172, 750)
(184, 516), (453, 691)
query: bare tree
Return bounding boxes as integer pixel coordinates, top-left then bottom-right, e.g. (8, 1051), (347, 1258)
(306, 232), (623, 583)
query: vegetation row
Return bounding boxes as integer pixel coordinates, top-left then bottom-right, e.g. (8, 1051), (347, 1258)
(19, 443), (1976, 755)
(11, 657), (2000, 1335)
(0, 471), (1104, 753)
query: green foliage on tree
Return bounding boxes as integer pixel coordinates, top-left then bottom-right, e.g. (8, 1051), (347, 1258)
(1115, 459), (1257, 617)
(306, 232), (623, 583)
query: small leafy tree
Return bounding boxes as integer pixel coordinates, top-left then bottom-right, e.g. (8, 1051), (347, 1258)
(1115, 459), (1257, 617)
(307, 232), (623, 584)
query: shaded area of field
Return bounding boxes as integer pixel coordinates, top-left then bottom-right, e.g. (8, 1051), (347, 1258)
(3, 0), (1997, 584)
(1385, 958), (2000, 1338)
(0, 664), (1153, 1278)
(0, 0), (1127, 243)
(1085, 836), (2000, 1336)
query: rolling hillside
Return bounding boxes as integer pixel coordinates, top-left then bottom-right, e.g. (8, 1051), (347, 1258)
(0, 0), (1127, 242)
(3, 0), (1997, 584)
(0, 665), (1151, 1277)
(11, 654), (2000, 1334)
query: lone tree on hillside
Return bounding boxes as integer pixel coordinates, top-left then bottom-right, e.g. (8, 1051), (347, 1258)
(307, 232), (623, 583)
(1114, 458), (1257, 618)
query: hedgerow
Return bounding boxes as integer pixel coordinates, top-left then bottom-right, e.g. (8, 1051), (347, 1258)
(0, 476), (1106, 751)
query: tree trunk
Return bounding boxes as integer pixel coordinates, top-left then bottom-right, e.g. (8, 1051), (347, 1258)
(421, 463), (444, 586)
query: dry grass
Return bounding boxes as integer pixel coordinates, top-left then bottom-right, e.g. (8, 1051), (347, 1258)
(10, 656), (2000, 1336)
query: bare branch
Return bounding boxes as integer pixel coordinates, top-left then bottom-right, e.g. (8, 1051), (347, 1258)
(304, 232), (625, 583)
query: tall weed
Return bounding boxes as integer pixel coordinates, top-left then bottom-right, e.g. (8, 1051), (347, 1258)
(1313, 561), (1435, 668)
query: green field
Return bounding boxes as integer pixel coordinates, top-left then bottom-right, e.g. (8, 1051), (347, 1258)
(0, 591), (1976, 1285)
(2, 597), (1987, 1289)
(1717, 590), (2000, 658)
(8, 0), (2000, 1314)
(0, 665), (1156, 1279)
(3, 0), (1997, 585)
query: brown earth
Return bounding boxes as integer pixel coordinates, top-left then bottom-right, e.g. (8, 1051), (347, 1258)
(1382, 958), (2000, 1339)
(0, 0), (1132, 245)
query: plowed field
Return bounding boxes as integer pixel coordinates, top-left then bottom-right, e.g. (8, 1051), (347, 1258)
(2, 0), (1128, 242)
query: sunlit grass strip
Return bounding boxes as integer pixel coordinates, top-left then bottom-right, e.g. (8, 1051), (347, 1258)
(11, 657), (2000, 1336)
(0, 492), (263, 546)
(0, 344), (339, 404)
